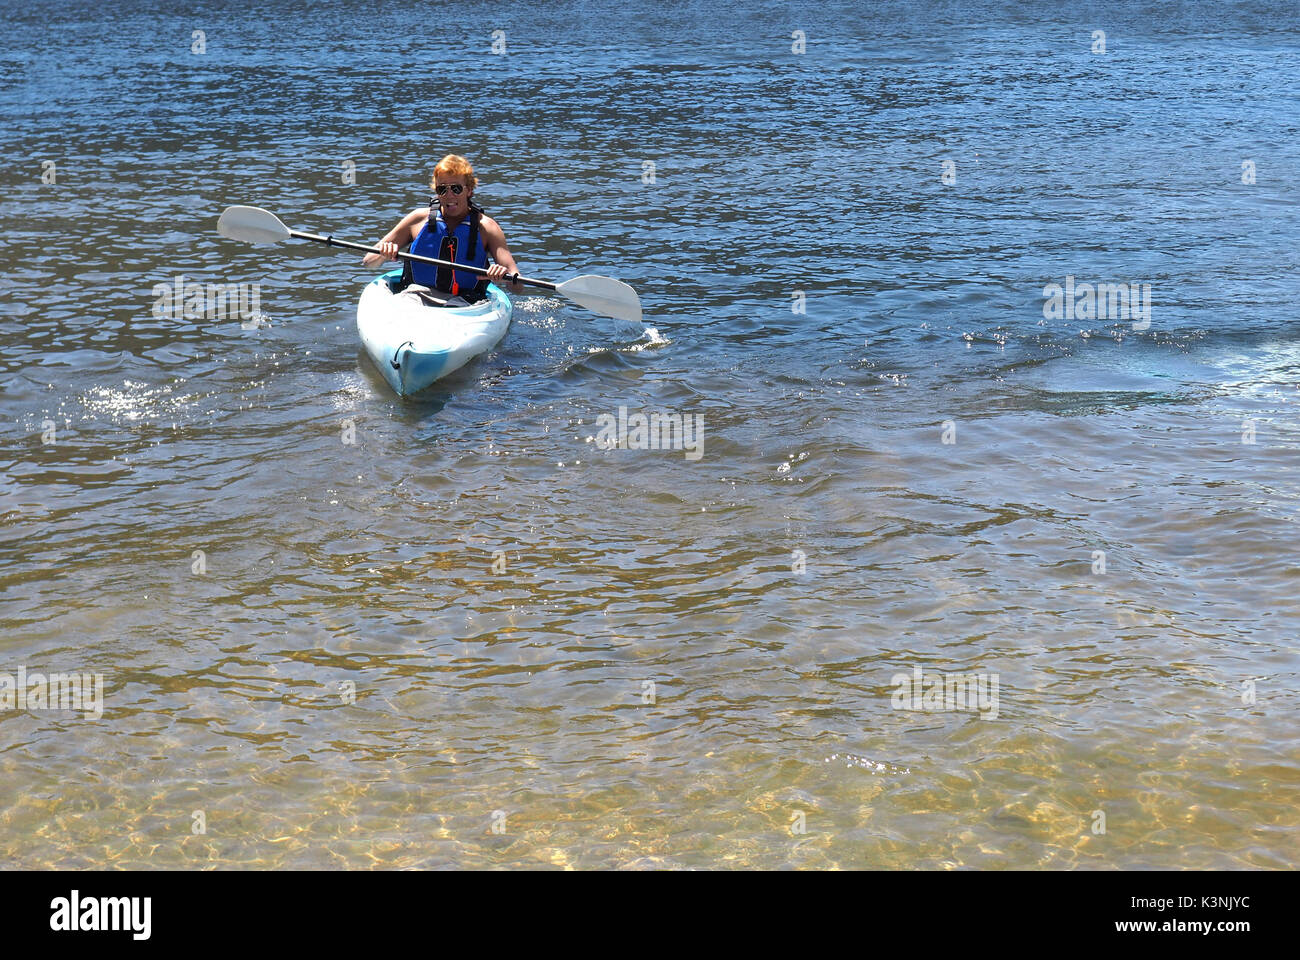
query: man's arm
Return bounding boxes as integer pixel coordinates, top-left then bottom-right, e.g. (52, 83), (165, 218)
(480, 216), (524, 293)
(362, 209), (427, 268)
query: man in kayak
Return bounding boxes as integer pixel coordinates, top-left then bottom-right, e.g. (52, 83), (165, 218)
(363, 154), (523, 304)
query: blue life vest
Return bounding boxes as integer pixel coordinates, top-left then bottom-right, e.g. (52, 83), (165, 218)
(407, 201), (489, 301)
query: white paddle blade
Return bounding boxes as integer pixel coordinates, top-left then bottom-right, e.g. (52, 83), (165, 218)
(556, 274), (642, 324)
(217, 205), (292, 245)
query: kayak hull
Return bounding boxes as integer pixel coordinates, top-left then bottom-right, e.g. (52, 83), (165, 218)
(356, 270), (512, 396)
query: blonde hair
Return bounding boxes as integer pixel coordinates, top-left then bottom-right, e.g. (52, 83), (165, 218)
(431, 154), (477, 190)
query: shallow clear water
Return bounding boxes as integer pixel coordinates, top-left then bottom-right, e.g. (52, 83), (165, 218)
(1, 0), (1298, 868)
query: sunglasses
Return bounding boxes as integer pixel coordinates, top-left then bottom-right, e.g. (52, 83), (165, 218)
(434, 183), (466, 196)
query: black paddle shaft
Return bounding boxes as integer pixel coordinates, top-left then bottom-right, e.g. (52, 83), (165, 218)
(290, 230), (558, 291)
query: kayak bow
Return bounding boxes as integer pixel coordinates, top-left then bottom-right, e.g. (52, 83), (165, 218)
(356, 270), (512, 396)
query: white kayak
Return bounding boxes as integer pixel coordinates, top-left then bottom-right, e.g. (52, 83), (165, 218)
(356, 270), (512, 396)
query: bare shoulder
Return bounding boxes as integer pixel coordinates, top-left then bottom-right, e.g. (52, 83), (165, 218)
(478, 214), (507, 238)
(402, 207), (431, 242)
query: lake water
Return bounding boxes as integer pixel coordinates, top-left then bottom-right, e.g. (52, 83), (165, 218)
(1, 0), (1298, 868)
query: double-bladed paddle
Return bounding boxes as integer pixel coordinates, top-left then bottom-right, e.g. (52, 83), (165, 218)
(216, 204), (642, 324)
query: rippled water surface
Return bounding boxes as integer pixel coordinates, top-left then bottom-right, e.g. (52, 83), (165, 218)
(2, 0), (1299, 869)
